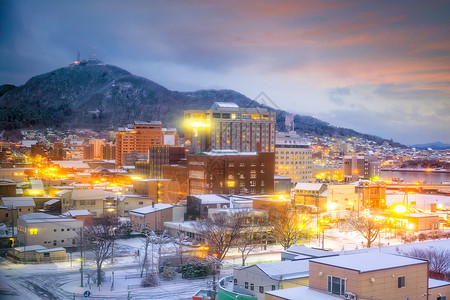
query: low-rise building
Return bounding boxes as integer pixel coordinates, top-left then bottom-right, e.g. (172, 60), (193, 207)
(266, 252), (450, 300)
(17, 213), (83, 248)
(130, 203), (184, 232)
(0, 197), (36, 216)
(186, 194), (230, 220)
(7, 245), (66, 264)
(0, 179), (16, 197)
(232, 260), (310, 300)
(293, 183), (327, 210)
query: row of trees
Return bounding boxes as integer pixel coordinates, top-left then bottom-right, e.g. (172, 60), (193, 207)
(193, 206), (399, 264)
(192, 206), (312, 266)
(79, 207), (392, 287)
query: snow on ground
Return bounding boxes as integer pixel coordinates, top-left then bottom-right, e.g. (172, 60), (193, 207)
(0, 231), (448, 299)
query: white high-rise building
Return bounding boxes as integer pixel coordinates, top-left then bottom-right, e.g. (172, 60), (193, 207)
(184, 102), (276, 153)
(275, 131), (312, 183)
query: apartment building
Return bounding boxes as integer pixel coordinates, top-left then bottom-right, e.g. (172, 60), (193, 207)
(115, 121), (163, 166)
(187, 150), (275, 195)
(184, 102), (276, 154)
(275, 132), (312, 184)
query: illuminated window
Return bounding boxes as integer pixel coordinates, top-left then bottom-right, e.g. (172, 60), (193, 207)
(29, 229), (38, 235)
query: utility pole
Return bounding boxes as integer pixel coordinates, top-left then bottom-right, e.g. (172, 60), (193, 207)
(80, 227), (84, 287)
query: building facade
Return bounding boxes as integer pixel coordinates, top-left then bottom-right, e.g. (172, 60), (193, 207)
(115, 121), (163, 166)
(343, 155), (381, 182)
(17, 213), (83, 248)
(187, 150), (275, 195)
(184, 102), (276, 154)
(275, 132), (312, 184)
(148, 145), (185, 178)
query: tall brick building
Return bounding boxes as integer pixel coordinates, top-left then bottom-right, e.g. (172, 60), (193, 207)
(187, 150), (274, 195)
(115, 121), (163, 166)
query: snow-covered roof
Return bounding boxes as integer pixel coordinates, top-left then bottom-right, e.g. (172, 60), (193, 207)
(200, 149), (258, 156)
(191, 194), (230, 204)
(130, 203), (175, 215)
(35, 247), (66, 253)
(211, 102), (239, 109)
(29, 180), (44, 190)
(25, 218), (80, 224)
(134, 121), (162, 125)
(265, 286), (337, 300)
(311, 252), (427, 273)
(253, 259), (310, 280)
(55, 189), (72, 196)
(283, 245), (338, 259)
(294, 182), (325, 191)
(14, 245), (47, 252)
(71, 189), (114, 200)
(51, 160), (90, 169)
(19, 213), (55, 220)
(44, 199), (60, 205)
(429, 278), (450, 288)
(1, 197), (36, 208)
(62, 210), (91, 217)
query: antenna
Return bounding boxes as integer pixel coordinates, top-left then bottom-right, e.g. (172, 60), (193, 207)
(77, 50), (80, 62)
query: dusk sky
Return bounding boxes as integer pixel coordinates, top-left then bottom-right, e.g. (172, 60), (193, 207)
(1, 0), (449, 145)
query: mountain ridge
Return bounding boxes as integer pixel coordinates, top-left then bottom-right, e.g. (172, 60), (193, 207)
(0, 63), (403, 147)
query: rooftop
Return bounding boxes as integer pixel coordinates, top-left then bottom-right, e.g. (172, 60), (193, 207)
(311, 252), (427, 273)
(294, 182), (326, 191)
(130, 203), (175, 215)
(62, 209), (92, 217)
(251, 259), (310, 280)
(200, 149), (258, 156)
(429, 278), (450, 288)
(265, 285), (337, 300)
(211, 102), (240, 109)
(190, 194), (230, 204)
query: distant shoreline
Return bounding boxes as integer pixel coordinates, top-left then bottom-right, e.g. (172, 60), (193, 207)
(381, 168), (450, 173)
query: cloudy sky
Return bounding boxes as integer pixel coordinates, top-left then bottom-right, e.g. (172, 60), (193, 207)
(1, 0), (449, 144)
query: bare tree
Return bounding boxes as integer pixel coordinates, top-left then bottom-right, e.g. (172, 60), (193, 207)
(401, 247), (450, 280)
(268, 205), (311, 250)
(236, 213), (268, 266)
(138, 227), (152, 278)
(172, 229), (189, 267)
(82, 215), (122, 286)
(346, 216), (385, 248)
(192, 212), (244, 261)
